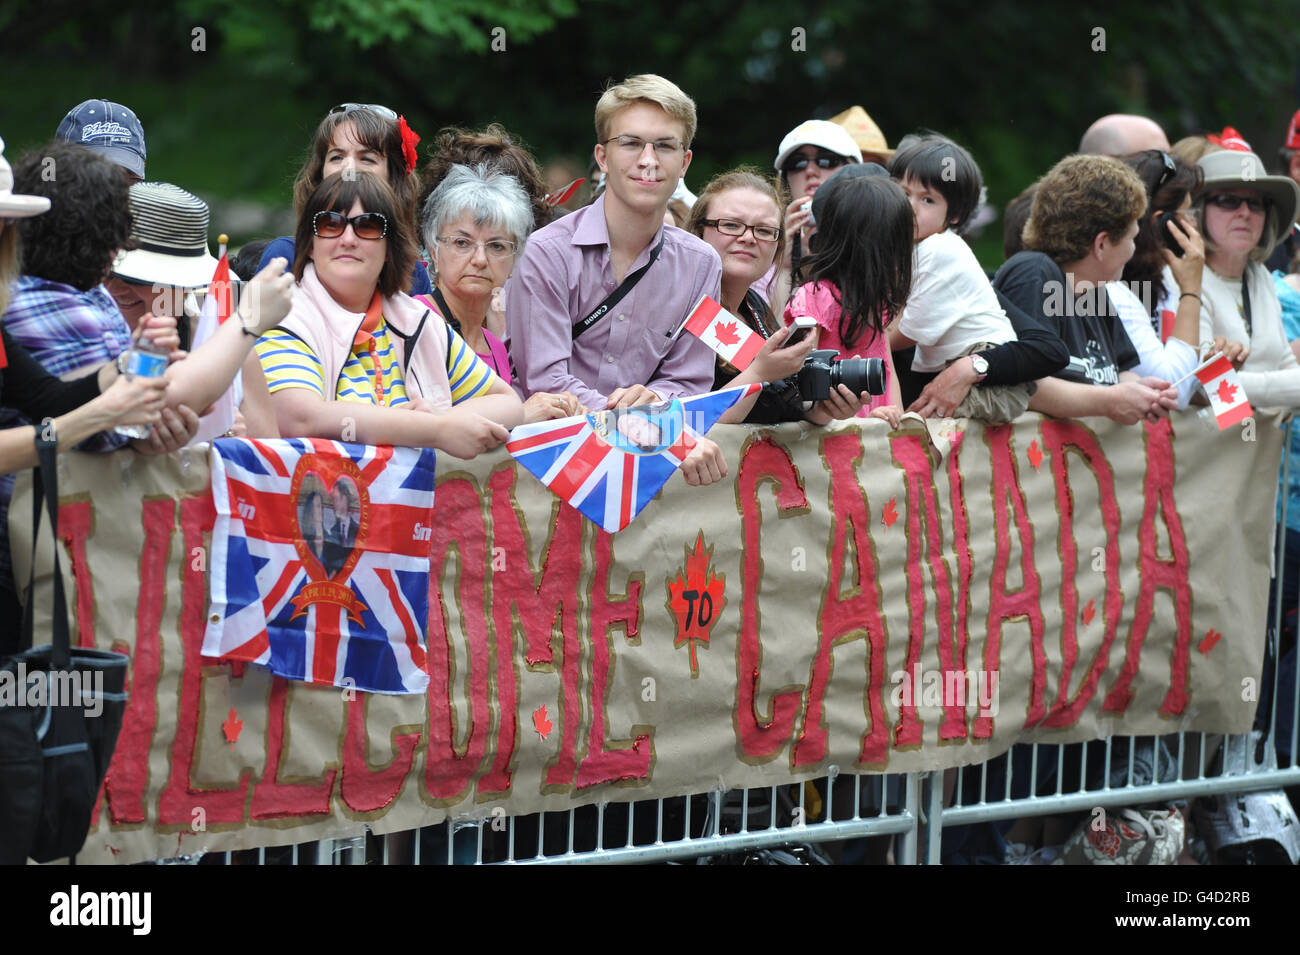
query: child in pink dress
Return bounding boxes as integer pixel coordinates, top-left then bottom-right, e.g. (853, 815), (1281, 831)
(784, 173), (911, 423)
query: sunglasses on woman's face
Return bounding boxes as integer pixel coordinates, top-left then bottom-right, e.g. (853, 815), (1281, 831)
(312, 210), (388, 240)
(782, 151), (850, 174)
(1206, 193), (1268, 214)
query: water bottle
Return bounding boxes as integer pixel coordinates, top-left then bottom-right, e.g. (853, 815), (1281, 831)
(113, 337), (170, 438)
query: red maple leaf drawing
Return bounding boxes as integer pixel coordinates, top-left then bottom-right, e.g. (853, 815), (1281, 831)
(882, 497), (898, 529)
(1198, 629), (1223, 655)
(666, 532), (726, 677)
(1216, 378), (1238, 406)
(1082, 598), (1096, 626)
(1027, 439), (1044, 472)
(532, 704), (553, 740)
(222, 707), (243, 747)
(713, 320), (741, 347)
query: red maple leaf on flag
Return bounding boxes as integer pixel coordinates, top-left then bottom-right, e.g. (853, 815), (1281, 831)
(533, 703), (553, 740)
(222, 707), (243, 747)
(667, 532), (726, 677)
(1027, 439), (1043, 472)
(1216, 378), (1238, 405)
(882, 497), (898, 528)
(714, 320), (741, 347)
(1082, 598), (1096, 626)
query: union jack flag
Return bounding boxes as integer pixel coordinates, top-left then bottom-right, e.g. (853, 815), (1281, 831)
(203, 438), (438, 694)
(506, 384), (760, 533)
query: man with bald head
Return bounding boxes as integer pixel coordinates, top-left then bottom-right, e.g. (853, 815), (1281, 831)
(1079, 114), (1170, 156)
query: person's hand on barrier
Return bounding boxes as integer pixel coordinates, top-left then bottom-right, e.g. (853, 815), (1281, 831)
(134, 313), (185, 362)
(869, 404), (903, 428)
(524, 391), (584, 423)
(238, 258), (295, 335)
(907, 357), (980, 418)
(607, 385), (660, 410)
(132, 404), (200, 454)
(749, 325), (815, 384)
(680, 435), (726, 486)
(431, 406), (510, 459)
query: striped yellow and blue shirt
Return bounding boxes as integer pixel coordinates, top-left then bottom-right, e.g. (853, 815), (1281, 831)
(256, 317), (495, 406)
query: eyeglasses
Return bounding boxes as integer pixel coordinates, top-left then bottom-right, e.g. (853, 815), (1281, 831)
(435, 235), (517, 260)
(703, 218), (783, 243)
(1205, 193), (1268, 214)
(782, 151), (850, 174)
(604, 135), (685, 157)
(312, 210), (388, 240)
(330, 103), (398, 121)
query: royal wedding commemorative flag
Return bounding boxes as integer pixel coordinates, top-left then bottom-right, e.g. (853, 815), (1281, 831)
(683, 296), (765, 370)
(203, 438), (438, 694)
(1194, 354), (1252, 429)
(506, 384), (761, 533)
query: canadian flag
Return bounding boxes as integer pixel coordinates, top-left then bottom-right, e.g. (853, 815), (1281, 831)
(1195, 354), (1251, 429)
(683, 295), (765, 370)
(186, 243), (242, 445)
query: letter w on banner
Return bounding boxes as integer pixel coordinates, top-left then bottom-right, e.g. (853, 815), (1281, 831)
(203, 438), (437, 694)
(507, 384), (759, 533)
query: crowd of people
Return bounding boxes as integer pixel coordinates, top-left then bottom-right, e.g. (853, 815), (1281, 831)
(5, 79), (1300, 864)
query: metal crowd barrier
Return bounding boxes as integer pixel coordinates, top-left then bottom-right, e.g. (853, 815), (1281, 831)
(190, 416), (1299, 866)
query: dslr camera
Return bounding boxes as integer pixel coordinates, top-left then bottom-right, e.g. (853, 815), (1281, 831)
(797, 349), (886, 402)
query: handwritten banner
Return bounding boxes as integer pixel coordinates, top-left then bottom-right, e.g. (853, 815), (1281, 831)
(10, 412), (1280, 863)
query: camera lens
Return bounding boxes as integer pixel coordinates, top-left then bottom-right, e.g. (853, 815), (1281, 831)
(829, 357), (886, 396)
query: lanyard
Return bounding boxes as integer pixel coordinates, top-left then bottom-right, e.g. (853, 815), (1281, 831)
(571, 230), (667, 341)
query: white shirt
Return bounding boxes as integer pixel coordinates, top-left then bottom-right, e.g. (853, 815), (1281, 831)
(1106, 280), (1199, 408)
(898, 230), (1016, 372)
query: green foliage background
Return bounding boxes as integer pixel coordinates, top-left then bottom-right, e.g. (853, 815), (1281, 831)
(4, 0), (1300, 267)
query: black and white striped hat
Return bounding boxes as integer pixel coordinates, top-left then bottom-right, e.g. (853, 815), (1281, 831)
(112, 182), (218, 289)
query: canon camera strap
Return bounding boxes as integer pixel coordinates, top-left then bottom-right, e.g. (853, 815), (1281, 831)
(571, 230), (666, 341)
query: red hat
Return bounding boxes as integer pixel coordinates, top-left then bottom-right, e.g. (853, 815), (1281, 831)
(1207, 126), (1252, 152)
(1285, 109), (1300, 151)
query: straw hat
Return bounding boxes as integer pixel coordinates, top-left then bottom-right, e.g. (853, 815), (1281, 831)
(112, 182), (218, 288)
(0, 137), (51, 218)
(1197, 150), (1300, 256)
(829, 106), (895, 162)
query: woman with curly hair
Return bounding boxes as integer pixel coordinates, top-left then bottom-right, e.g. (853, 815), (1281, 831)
(258, 104), (431, 294)
(419, 123), (553, 233)
(992, 154), (1178, 424)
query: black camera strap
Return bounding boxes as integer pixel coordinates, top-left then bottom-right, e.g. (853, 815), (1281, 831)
(572, 230), (666, 341)
(1241, 271), (1253, 338)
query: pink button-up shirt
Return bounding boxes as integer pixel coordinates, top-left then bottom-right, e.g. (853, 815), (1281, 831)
(505, 194), (721, 409)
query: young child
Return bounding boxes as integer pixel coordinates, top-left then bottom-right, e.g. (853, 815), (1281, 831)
(887, 134), (1032, 423)
(783, 168), (909, 424)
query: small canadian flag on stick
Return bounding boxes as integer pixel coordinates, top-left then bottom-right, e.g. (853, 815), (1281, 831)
(683, 295), (765, 371)
(1194, 353), (1252, 429)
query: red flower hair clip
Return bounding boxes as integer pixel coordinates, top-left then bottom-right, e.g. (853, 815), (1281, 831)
(398, 116), (420, 174)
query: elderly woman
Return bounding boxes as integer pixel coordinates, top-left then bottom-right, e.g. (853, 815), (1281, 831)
(1189, 149), (1300, 407)
(418, 163), (581, 423)
(255, 172), (522, 457)
(259, 104), (430, 294)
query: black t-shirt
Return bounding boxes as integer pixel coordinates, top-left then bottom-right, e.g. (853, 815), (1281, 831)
(712, 291), (806, 424)
(993, 251), (1139, 386)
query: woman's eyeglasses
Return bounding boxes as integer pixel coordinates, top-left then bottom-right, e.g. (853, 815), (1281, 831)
(782, 152), (850, 174)
(436, 235), (517, 260)
(1206, 193), (1268, 214)
(312, 211), (388, 240)
(330, 103), (398, 122)
(703, 218), (782, 243)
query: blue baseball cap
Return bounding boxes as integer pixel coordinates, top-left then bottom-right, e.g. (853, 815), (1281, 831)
(55, 100), (147, 180)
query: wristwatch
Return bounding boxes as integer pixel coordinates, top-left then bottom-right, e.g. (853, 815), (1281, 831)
(969, 353), (989, 382)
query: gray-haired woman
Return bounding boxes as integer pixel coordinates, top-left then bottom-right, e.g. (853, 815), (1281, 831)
(419, 163), (581, 422)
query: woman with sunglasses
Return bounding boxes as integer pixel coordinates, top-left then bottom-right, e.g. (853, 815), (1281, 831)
(255, 172), (523, 458)
(687, 168), (876, 424)
(758, 121), (863, 319)
(1192, 149), (1300, 408)
(1109, 150), (1246, 408)
(258, 103), (432, 295)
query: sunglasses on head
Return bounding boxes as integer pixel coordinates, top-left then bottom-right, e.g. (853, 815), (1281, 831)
(1206, 193), (1268, 214)
(782, 151), (850, 174)
(1154, 151), (1177, 192)
(329, 103), (398, 122)
(312, 210), (388, 240)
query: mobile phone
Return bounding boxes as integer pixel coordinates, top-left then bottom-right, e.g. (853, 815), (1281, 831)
(1157, 212), (1186, 258)
(786, 316), (818, 346)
